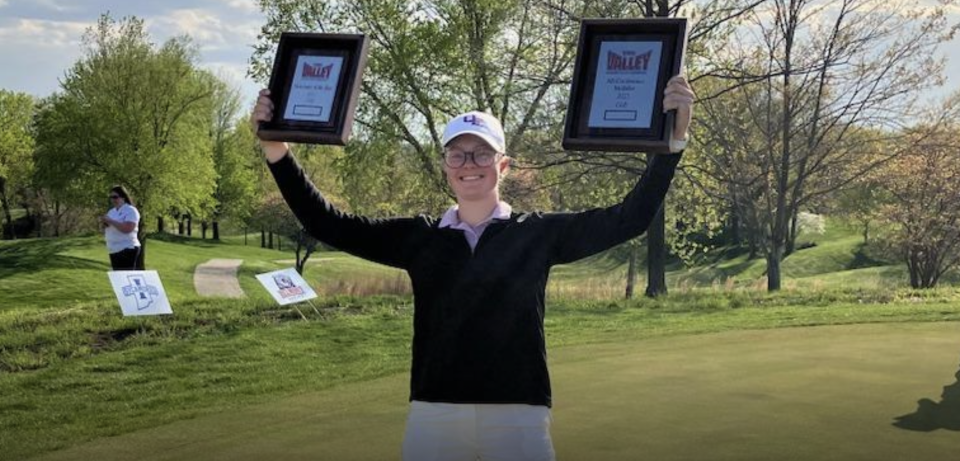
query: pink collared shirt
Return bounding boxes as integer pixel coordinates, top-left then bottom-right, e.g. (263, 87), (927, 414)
(438, 201), (513, 251)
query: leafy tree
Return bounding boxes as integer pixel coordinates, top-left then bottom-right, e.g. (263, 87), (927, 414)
(0, 90), (35, 239)
(251, 0), (753, 297)
(694, 0), (955, 290)
(208, 80), (259, 239)
(33, 14), (217, 264)
(876, 99), (960, 288)
(833, 168), (888, 245)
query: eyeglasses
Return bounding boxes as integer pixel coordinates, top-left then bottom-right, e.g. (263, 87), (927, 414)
(108, 195), (120, 199)
(443, 149), (501, 168)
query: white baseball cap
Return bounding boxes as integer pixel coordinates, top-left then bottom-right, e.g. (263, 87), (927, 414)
(442, 111), (506, 153)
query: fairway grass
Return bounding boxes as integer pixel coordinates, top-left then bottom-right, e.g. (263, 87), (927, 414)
(4, 296), (960, 460)
(27, 323), (960, 461)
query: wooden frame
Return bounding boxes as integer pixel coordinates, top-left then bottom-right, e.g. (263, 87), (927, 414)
(562, 18), (687, 153)
(258, 32), (369, 145)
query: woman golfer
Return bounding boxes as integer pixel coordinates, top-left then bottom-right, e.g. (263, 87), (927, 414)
(252, 74), (693, 461)
(100, 185), (142, 270)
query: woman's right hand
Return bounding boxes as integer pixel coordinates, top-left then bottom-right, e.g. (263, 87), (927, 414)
(251, 89), (290, 164)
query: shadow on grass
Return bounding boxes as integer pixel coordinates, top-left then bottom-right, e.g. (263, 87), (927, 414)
(846, 242), (887, 271)
(149, 232), (224, 248)
(893, 357), (960, 431)
(681, 257), (758, 286)
(0, 238), (109, 279)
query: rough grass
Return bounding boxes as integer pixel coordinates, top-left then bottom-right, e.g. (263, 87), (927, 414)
(552, 219), (940, 295)
(0, 234), (413, 311)
(0, 234), (293, 310)
(3, 218), (948, 311)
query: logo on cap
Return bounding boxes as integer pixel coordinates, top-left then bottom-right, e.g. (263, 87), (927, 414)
(463, 114), (487, 128)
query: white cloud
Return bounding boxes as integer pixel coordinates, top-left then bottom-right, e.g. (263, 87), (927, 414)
(0, 18), (90, 47)
(30, 0), (80, 13)
(214, 0), (259, 15)
(0, 19), (91, 96)
(944, 3), (960, 16)
(150, 9), (227, 47)
(0, 1), (267, 98)
(148, 8), (260, 52)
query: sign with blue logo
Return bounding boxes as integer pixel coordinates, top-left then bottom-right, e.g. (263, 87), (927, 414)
(108, 270), (173, 316)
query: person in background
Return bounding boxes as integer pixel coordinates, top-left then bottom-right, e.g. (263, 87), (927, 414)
(100, 185), (141, 270)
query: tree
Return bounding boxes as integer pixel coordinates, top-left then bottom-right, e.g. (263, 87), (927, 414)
(251, 0), (591, 207)
(534, 151), (647, 297)
(0, 90), (35, 239)
(876, 102), (960, 289)
(694, 0), (956, 290)
(523, 0), (758, 297)
(33, 14), (218, 265)
(208, 80), (259, 240)
(833, 166), (887, 244)
(250, 0), (760, 297)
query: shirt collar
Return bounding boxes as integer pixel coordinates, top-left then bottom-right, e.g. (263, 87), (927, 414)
(439, 201), (512, 229)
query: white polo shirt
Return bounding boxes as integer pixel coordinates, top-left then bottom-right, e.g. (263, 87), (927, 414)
(104, 203), (140, 253)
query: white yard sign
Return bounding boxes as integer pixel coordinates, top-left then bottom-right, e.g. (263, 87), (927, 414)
(256, 268), (318, 306)
(108, 271), (173, 316)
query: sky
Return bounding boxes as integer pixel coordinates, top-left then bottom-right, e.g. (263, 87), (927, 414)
(0, 0), (959, 109)
(0, 0), (266, 106)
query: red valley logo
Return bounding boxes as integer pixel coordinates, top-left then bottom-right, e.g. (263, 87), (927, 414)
(279, 286), (305, 298)
(302, 62), (334, 79)
(272, 273), (303, 299)
(607, 50), (653, 73)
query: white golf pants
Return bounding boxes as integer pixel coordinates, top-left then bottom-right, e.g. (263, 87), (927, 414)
(401, 401), (556, 461)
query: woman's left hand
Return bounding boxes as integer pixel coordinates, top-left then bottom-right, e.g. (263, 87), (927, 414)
(663, 75), (695, 142)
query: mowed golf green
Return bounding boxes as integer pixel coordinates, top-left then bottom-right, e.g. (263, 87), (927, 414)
(33, 322), (960, 461)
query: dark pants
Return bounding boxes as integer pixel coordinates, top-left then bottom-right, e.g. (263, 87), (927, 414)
(109, 247), (141, 270)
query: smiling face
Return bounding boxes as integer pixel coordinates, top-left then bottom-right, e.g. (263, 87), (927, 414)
(442, 134), (510, 204)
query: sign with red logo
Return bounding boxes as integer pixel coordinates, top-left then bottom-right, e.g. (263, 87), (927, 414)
(283, 56), (345, 123)
(563, 18), (687, 153)
(259, 32), (369, 145)
(302, 62), (334, 79)
(256, 268), (318, 306)
(606, 50), (653, 73)
(587, 41), (662, 129)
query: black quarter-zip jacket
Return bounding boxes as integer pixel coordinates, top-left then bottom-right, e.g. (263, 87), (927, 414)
(270, 152), (681, 407)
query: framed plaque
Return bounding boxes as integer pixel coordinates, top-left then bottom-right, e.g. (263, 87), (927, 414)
(562, 18), (687, 153)
(258, 32), (369, 145)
